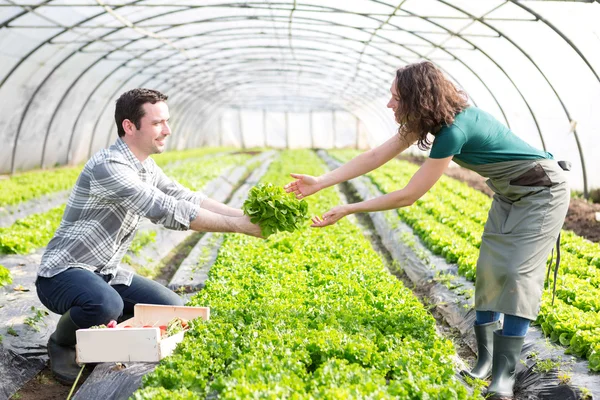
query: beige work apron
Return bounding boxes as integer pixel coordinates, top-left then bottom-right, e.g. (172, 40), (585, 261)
(452, 159), (570, 320)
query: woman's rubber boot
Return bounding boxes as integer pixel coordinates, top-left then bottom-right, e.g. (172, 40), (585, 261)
(487, 329), (525, 399)
(460, 320), (501, 380)
(47, 309), (81, 385)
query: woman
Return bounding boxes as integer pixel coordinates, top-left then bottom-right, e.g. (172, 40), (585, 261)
(284, 61), (569, 399)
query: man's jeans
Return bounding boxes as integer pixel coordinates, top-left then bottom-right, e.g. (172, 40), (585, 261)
(36, 268), (183, 328)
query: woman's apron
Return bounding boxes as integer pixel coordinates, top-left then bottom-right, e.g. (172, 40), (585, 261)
(452, 159), (570, 320)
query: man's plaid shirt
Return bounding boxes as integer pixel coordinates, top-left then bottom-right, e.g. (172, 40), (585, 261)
(38, 138), (205, 286)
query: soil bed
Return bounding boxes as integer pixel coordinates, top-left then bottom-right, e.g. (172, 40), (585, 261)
(9, 366), (92, 400)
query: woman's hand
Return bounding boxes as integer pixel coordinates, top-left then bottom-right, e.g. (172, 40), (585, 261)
(284, 173), (322, 199)
(310, 205), (350, 228)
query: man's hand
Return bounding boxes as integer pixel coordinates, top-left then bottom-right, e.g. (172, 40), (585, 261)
(310, 205), (349, 228)
(284, 173), (322, 199)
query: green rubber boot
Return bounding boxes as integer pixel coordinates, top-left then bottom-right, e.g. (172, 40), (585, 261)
(487, 329), (525, 399)
(460, 320), (501, 380)
(47, 310), (81, 385)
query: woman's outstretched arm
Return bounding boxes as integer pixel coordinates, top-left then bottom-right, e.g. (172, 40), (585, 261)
(310, 156), (453, 227)
(285, 133), (417, 199)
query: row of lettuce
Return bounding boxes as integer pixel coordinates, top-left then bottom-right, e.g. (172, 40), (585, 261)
(0, 149), (250, 257)
(132, 149), (479, 399)
(330, 150), (600, 372)
(0, 147), (230, 208)
(0, 264), (11, 287)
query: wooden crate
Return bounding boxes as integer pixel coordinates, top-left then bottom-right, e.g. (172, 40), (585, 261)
(76, 303), (210, 363)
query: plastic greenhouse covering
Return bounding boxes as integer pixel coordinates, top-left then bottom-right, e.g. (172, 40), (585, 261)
(1, 0), (599, 196)
(2, 2), (600, 399)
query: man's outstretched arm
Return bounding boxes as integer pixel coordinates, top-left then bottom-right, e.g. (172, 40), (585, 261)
(199, 197), (244, 217)
(91, 161), (258, 235)
(154, 164), (244, 217)
(190, 208), (261, 237)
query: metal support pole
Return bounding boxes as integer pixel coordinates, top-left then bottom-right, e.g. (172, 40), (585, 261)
(285, 111), (289, 149)
(263, 109), (267, 148)
(355, 116), (360, 149)
(309, 110), (314, 149)
(219, 114), (224, 147)
(332, 110), (337, 149)
(574, 132), (588, 198)
(569, 120), (588, 198)
(238, 108), (246, 149)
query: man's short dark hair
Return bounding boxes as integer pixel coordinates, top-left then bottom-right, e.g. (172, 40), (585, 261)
(115, 88), (168, 137)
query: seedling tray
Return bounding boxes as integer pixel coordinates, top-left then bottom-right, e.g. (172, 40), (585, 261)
(75, 303), (209, 363)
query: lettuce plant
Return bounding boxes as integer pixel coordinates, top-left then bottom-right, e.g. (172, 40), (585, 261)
(243, 183), (309, 238)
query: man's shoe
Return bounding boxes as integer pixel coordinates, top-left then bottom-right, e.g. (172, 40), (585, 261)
(47, 310), (81, 385)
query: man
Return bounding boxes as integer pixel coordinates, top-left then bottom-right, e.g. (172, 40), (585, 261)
(35, 88), (261, 384)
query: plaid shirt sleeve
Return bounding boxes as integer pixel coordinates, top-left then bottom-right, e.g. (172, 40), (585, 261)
(153, 163), (207, 208)
(90, 158), (200, 231)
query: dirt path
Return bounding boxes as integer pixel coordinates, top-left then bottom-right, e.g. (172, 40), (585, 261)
(10, 366), (92, 400)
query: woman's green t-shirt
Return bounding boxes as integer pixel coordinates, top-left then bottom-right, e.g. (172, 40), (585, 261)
(429, 107), (552, 165)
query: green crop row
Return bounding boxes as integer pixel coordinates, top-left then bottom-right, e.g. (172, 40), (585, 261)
(0, 166), (81, 207)
(561, 230), (600, 268)
(0, 147), (230, 209)
(538, 294), (600, 371)
(0, 205), (65, 254)
(0, 264), (11, 287)
(554, 251), (600, 288)
(0, 151), (252, 256)
(330, 150), (600, 371)
(151, 147), (233, 168)
(132, 150), (479, 399)
(160, 152), (252, 191)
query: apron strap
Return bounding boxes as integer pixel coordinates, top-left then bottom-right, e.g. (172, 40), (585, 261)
(543, 158), (568, 305)
(545, 233), (562, 305)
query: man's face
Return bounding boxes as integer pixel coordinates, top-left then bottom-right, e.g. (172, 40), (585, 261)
(387, 79), (400, 113)
(131, 101), (171, 157)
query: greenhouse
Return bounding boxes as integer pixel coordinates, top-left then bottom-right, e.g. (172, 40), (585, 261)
(0, 0), (599, 399)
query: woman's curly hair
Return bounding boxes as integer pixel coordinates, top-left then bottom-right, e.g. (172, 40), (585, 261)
(394, 61), (468, 150)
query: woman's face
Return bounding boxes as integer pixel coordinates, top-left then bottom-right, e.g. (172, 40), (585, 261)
(387, 78), (400, 113)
